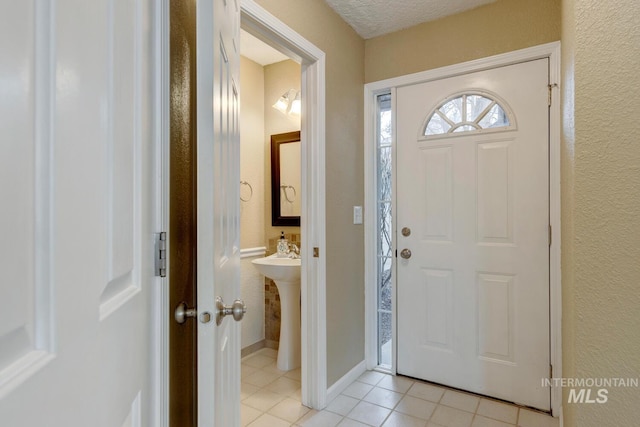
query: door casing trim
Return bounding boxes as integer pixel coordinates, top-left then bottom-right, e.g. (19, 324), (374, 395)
(364, 41), (562, 416)
(150, 0), (170, 425)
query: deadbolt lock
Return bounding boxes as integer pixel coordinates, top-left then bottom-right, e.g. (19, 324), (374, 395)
(401, 227), (411, 237)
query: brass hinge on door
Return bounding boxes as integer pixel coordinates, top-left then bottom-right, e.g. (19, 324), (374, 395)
(548, 83), (558, 106)
(549, 225), (552, 247)
(155, 232), (167, 277)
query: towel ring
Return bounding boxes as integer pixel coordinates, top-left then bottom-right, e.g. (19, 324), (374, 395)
(240, 181), (253, 202)
(281, 185), (296, 203)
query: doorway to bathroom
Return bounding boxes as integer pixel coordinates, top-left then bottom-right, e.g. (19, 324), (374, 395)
(238, 0), (329, 414)
(238, 32), (301, 356)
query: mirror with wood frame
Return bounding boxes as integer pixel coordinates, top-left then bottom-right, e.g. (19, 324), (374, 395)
(271, 131), (301, 226)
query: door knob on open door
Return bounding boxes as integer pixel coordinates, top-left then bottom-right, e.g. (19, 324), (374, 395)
(400, 248), (412, 259)
(216, 297), (247, 325)
(175, 302), (197, 324)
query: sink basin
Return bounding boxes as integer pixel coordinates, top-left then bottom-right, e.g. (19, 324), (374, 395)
(251, 254), (302, 371)
(251, 254), (301, 282)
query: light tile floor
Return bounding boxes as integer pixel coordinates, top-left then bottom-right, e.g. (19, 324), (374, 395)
(241, 348), (559, 427)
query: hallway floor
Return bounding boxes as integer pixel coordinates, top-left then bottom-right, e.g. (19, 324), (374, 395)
(241, 348), (559, 427)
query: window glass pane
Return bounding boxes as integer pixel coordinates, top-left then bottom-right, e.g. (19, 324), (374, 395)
(378, 147), (392, 201)
(424, 93), (512, 138)
(478, 103), (510, 128)
(378, 311), (392, 367)
(379, 110), (392, 146)
(466, 95), (493, 122)
(378, 257), (392, 311)
(378, 202), (392, 258)
(377, 93), (392, 146)
(440, 97), (463, 123)
(453, 125), (476, 133)
(425, 112), (451, 135)
(376, 93), (393, 369)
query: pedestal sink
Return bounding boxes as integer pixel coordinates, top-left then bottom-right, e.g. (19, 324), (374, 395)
(251, 254), (301, 371)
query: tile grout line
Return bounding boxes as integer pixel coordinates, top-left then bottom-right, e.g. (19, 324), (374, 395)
(243, 349), (553, 427)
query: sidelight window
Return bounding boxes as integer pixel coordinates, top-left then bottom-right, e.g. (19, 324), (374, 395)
(376, 93), (393, 368)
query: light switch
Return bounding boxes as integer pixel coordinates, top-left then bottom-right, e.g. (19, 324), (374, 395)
(353, 206), (363, 224)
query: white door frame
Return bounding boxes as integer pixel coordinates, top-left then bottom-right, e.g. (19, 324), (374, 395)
(149, 0), (170, 425)
(150, 1), (327, 424)
(364, 42), (562, 416)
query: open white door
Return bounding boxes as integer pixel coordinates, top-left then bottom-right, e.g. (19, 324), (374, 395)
(196, 0), (242, 425)
(0, 1), (156, 425)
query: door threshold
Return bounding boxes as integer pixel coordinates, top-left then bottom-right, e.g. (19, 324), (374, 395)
(397, 373), (552, 416)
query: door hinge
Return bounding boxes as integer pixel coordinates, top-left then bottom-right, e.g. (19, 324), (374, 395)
(313, 247), (319, 258)
(549, 224), (552, 247)
(156, 232), (167, 277)
(550, 364), (553, 379)
(548, 83), (558, 106)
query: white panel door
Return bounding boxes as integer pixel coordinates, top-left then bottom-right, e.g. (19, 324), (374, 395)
(0, 0), (155, 425)
(196, 0), (242, 425)
(396, 59), (551, 410)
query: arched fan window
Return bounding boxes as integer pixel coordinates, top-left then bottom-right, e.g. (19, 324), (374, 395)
(423, 92), (515, 137)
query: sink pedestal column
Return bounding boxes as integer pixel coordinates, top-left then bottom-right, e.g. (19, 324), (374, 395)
(273, 280), (301, 371)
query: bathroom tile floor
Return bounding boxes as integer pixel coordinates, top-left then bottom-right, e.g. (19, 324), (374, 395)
(241, 348), (559, 427)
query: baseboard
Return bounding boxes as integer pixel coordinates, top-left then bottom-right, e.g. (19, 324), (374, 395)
(265, 340), (279, 350)
(241, 340), (266, 358)
(326, 360), (367, 404)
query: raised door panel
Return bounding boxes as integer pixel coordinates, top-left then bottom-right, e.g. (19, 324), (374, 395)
(0, 0), (54, 390)
(100, 0), (142, 319)
(421, 147), (453, 242)
(477, 273), (515, 362)
(476, 140), (515, 245)
(420, 269), (453, 350)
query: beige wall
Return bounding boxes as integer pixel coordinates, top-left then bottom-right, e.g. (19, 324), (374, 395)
(255, 0), (366, 387)
(240, 56), (266, 249)
(264, 60), (302, 242)
(560, 0), (576, 423)
(365, 0), (560, 82)
(240, 57), (300, 249)
(255, 4), (640, 420)
(561, 0), (640, 425)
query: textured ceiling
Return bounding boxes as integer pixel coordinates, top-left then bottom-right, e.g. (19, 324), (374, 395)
(324, 0), (498, 39)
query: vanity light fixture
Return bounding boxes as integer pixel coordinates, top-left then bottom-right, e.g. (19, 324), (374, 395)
(272, 88), (301, 116)
(289, 90), (301, 116)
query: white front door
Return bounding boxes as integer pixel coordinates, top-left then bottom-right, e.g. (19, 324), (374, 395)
(0, 1), (156, 425)
(396, 59), (551, 410)
(196, 0), (242, 425)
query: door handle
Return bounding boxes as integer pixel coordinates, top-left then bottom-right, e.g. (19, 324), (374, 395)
(216, 297), (247, 325)
(400, 248), (412, 259)
(174, 302), (197, 324)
